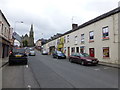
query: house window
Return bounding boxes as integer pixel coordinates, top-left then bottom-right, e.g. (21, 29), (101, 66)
(71, 47), (75, 53)
(4, 27), (7, 37)
(64, 36), (66, 43)
(1, 24), (3, 34)
(67, 35), (69, 43)
(75, 36), (77, 45)
(80, 46), (85, 53)
(103, 47), (109, 58)
(89, 31), (94, 42)
(81, 34), (84, 44)
(64, 47), (66, 54)
(102, 26), (109, 40)
(57, 39), (60, 45)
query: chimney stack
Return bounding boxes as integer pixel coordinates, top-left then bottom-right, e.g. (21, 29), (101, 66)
(72, 24), (78, 30)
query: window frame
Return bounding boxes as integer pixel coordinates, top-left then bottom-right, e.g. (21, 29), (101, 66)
(81, 34), (85, 44)
(74, 35), (78, 45)
(103, 47), (110, 58)
(67, 35), (69, 43)
(102, 26), (109, 40)
(89, 31), (94, 42)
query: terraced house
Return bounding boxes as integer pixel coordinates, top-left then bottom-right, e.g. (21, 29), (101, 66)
(43, 7), (120, 64)
(0, 10), (13, 59)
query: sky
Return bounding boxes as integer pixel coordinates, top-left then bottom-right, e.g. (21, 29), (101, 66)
(0, 0), (120, 43)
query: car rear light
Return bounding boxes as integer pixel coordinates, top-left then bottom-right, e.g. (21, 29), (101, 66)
(9, 51), (12, 54)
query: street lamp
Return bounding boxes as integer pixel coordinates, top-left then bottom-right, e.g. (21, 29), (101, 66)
(13, 21), (24, 47)
(14, 21), (24, 32)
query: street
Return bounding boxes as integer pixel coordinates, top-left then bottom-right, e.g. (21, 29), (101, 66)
(2, 50), (118, 88)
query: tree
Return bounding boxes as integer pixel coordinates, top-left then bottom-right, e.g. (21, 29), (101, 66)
(22, 40), (28, 47)
(24, 40), (28, 47)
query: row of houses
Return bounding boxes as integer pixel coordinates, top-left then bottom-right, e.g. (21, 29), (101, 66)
(42, 7), (120, 64)
(0, 10), (14, 59)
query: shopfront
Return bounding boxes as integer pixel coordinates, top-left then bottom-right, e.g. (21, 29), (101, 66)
(1, 37), (10, 58)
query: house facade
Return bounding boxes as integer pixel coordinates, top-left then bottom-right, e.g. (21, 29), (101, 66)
(0, 10), (13, 58)
(43, 7), (120, 64)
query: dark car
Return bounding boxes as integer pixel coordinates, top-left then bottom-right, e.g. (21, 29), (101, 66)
(9, 48), (28, 65)
(69, 53), (99, 65)
(52, 51), (66, 59)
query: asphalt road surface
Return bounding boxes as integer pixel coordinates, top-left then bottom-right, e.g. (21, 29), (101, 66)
(2, 50), (119, 88)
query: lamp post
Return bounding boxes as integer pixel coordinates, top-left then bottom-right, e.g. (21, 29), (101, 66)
(14, 21), (24, 32)
(13, 21), (24, 47)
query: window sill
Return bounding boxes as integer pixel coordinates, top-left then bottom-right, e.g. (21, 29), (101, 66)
(81, 42), (85, 44)
(103, 57), (110, 59)
(102, 37), (109, 41)
(89, 40), (94, 43)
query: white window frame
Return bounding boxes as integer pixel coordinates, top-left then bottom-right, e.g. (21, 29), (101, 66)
(81, 34), (84, 44)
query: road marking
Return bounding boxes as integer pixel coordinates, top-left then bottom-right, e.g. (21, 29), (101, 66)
(27, 85), (31, 90)
(26, 65), (29, 68)
(94, 68), (100, 71)
(104, 67), (109, 69)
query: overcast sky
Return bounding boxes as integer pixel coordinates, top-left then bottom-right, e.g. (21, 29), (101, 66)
(0, 0), (120, 42)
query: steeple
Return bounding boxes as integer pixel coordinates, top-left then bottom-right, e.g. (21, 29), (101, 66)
(29, 24), (34, 38)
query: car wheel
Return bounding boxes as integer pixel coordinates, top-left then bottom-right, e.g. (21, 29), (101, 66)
(9, 62), (12, 65)
(57, 56), (59, 59)
(69, 58), (73, 63)
(23, 61), (27, 65)
(81, 61), (85, 65)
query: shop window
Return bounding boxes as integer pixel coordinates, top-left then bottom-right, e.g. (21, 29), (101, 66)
(81, 34), (84, 44)
(102, 26), (109, 40)
(103, 47), (109, 58)
(89, 31), (94, 42)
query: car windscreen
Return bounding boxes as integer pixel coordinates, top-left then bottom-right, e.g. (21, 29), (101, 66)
(77, 53), (85, 57)
(82, 53), (89, 57)
(57, 51), (65, 56)
(57, 51), (62, 54)
(13, 48), (25, 53)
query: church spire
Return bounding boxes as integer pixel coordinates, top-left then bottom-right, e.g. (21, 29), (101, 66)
(29, 24), (34, 38)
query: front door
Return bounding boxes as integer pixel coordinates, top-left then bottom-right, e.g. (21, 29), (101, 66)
(89, 48), (94, 57)
(76, 47), (79, 53)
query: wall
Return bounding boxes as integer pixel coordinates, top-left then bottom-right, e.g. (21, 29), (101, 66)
(64, 13), (118, 64)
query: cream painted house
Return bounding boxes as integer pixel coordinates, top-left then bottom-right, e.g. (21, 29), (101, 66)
(43, 7), (120, 64)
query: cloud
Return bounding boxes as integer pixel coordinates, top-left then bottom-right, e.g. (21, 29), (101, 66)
(0, 0), (119, 42)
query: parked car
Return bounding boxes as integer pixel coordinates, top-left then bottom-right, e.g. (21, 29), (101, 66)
(52, 51), (66, 59)
(42, 51), (48, 55)
(69, 53), (99, 65)
(25, 47), (34, 55)
(29, 50), (36, 56)
(9, 48), (28, 65)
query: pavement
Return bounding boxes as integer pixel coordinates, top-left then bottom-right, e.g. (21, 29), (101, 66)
(98, 61), (120, 69)
(0, 57), (9, 68)
(0, 56), (119, 69)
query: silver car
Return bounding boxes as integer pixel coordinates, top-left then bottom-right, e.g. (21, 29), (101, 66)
(29, 50), (36, 56)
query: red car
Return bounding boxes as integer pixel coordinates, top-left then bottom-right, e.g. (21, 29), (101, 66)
(69, 53), (99, 65)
